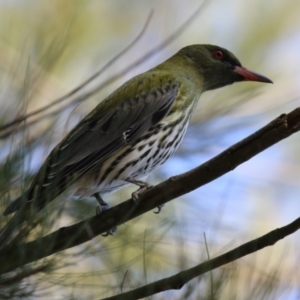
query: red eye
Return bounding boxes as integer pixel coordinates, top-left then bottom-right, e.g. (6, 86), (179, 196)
(213, 50), (224, 59)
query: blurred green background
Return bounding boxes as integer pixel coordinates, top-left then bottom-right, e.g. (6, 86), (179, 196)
(0, 0), (300, 299)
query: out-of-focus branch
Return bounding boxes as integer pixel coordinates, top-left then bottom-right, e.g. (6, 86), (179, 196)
(0, 9), (153, 138)
(0, 107), (300, 275)
(0, 263), (51, 287)
(0, 0), (208, 137)
(102, 216), (300, 300)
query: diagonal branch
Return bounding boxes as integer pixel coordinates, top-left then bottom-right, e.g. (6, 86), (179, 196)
(0, 107), (300, 275)
(101, 216), (300, 300)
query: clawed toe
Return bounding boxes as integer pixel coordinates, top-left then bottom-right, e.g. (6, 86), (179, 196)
(153, 203), (165, 214)
(126, 177), (152, 203)
(95, 203), (111, 215)
(101, 227), (117, 236)
(132, 186), (151, 203)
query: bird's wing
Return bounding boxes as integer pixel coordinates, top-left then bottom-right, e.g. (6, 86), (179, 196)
(24, 73), (179, 207)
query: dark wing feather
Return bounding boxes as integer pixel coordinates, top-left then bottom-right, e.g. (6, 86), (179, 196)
(3, 73), (179, 215)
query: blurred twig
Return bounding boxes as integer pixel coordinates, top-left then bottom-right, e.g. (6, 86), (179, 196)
(0, 263), (51, 287)
(0, 9), (153, 135)
(1, 107), (300, 275)
(0, 0), (208, 137)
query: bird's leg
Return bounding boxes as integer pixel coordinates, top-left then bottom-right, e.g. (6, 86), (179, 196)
(94, 193), (110, 215)
(93, 193), (116, 236)
(126, 177), (164, 214)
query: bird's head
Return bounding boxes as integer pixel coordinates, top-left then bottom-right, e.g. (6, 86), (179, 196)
(179, 44), (272, 91)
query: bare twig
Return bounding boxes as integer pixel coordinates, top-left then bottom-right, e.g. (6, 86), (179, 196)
(203, 232), (214, 299)
(0, 9), (154, 133)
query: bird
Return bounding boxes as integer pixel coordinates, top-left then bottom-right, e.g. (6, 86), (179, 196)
(2, 44), (272, 236)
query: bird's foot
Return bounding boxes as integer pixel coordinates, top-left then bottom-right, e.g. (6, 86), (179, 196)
(126, 177), (152, 203)
(126, 178), (163, 213)
(93, 193), (117, 236)
(95, 202), (111, 215)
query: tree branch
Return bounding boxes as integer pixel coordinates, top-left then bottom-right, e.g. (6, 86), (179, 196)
(1, 107), (300, 275)
(101, 216), (300, 300)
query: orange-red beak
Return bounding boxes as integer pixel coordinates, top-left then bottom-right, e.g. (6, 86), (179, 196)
(234, 66), (273, 83)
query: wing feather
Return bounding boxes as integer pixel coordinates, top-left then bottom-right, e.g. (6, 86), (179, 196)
(24, 73), (179, 208)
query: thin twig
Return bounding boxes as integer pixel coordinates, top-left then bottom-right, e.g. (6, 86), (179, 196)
(203, 232), (214, 299)
(0, 9), (154, 133)
(0, 0), (209, 135)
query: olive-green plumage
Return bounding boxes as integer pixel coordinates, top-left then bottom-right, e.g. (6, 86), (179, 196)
(3, 44), (272, 217)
